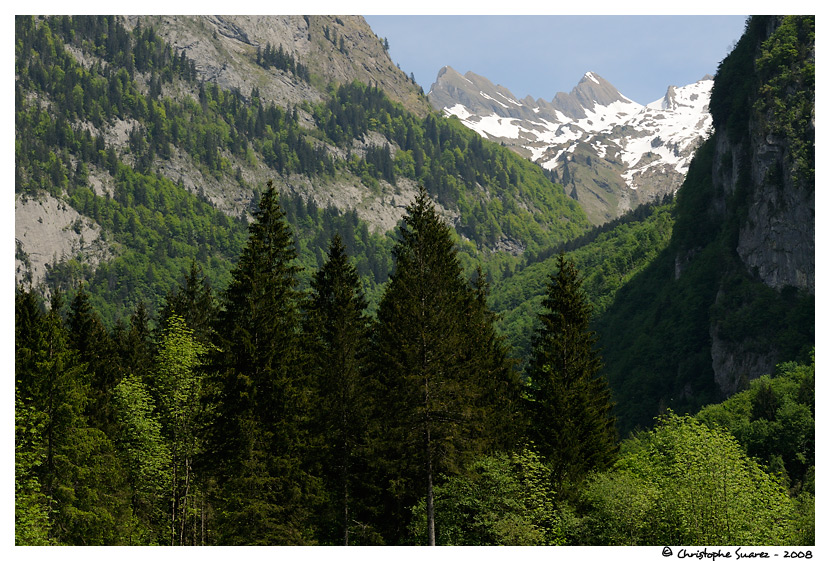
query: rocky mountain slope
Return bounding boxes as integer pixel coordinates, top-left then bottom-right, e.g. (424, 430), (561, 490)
(131, 15), (430, 117)
(593, 15), (814, 432)
(429, 67), (713, 224)
(16, 15), (432, 290)
(14, 15), (588, 311)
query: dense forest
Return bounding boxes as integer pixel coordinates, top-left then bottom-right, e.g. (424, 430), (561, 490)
(15, 184), (814, 545)
(15, 15), (814, 546)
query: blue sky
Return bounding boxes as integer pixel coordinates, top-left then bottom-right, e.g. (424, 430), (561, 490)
(364, 15), (749, 105)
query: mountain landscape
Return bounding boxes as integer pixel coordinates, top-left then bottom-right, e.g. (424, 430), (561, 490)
(429, 66), (714, 224)
(14, 15), (814, 547)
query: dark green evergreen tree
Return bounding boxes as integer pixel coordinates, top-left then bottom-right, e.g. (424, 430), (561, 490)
(158, 261), (218, 344)
(68, 284), (121, 437)
(303, 234), (376, 545)
(465, 268), (524, 450)
(526, 252), (618, 497)
(204, 180), (320, 544)
(114, 300), (155, 383)
(369, 187), (517, 545)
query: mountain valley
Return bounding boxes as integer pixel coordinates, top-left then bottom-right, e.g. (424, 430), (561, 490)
(14, 14), (814, 546)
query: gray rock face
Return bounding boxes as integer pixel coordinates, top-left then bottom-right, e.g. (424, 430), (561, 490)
(737, 130), (815, 293)
(15, 194), (112, 291)
(710, 323), (779, 395)
(130, 15), (430, 117)
(709, 115), (814, 295)
(704, 18), (814, 393)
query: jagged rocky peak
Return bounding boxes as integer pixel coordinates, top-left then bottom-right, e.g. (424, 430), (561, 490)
(429, 66), (526, 118)
(571, 71), (632, 108)
(428, 66), (714, 225)
(649, 75), (714, 111)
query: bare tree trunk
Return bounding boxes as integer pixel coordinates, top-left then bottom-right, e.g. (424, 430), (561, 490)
(426, 424), (435, 546)
(180, 456), (191, 545)
(171, 460), (177, 546)
(342, 465), (349, 546)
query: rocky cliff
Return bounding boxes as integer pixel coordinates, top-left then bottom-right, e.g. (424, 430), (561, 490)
(131, 15), (430, 117)
(706, 15), (814, 393)
(595, 15), (814, 432)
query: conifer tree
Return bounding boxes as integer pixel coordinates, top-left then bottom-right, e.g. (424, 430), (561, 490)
(158, 261), (217, 344)
(370, 187), (516, 545)
(465, 268), (524, 450)
(68, 284), (121, 437)
(303, 234), (375, 545)
(205, 180), (320, 544)
(114, 301), (155, 384)
(526, 252), (618, 497)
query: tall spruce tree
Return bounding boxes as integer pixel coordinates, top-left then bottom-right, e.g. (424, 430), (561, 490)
(204, 180), (320, 544)
(370, 187), (517, 545)
(68, 284), (121, 437)
(465, 268), (524, 451)
(158, 261), (217, 345)
(303, 234), (375, 545)
(527, 252), (618, 497)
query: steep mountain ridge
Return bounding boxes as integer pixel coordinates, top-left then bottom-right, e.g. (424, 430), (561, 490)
(429, 67), (713, 224)
(594, 15), (814, 433)
(14, 15), (589, 318)
(132, 15), (431, 117)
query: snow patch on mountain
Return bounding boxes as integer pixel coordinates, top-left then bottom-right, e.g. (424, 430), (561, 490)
(430, 68), (713, 192)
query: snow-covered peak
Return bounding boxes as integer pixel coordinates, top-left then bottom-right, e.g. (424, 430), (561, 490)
(428, 69), (715, 224)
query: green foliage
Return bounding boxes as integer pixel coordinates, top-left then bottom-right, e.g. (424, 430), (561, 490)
(370, 187), (521, 544)
(112, 373), (171, 544)
(256, 41), (310, 82)
(709, 17), (766, 144)
(15, 388), (53, 545)
(152, 314), (211, 545)
(303, 234), (376, 545)
(578, 413), (797, 545)
(696, 355), (815, 498)
(595, 131), (813, 434)
(206, 182), (322, 545)
(408, 449), (563, 545)
(493, 200), (675, 361)
(753, 16), (814, 188)
(526, 253), (618, 495)
(313, 81), (589, 253)
(16, 288), (134, 545)
(13, 15), (816, 547)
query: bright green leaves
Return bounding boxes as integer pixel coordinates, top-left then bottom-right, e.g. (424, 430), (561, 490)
(15, 388), (53, 545)
(408, 449), (563, 546)
(112, 373), (170, 544)
(580, 413), (796, 545)
(753, 16), (814, 188)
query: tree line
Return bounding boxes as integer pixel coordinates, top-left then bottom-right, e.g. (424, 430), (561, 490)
(16, 183), (615, 545)
(16, 183), (810, 545)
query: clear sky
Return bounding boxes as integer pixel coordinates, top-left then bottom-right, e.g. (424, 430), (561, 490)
(364, 15), (749, 106)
